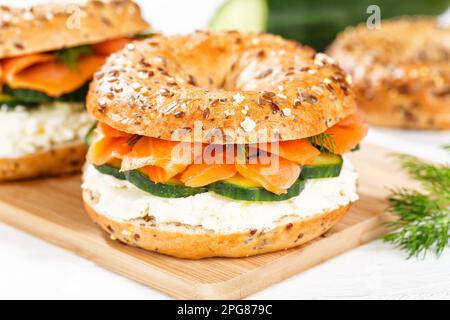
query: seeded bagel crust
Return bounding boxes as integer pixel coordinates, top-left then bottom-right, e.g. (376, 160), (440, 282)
(87, 31), (357, 144)
(83, 188), (350, 259)
(328, 18), (450, 129)
(0, 0), (149, 59)
(0, 141), (86, 181)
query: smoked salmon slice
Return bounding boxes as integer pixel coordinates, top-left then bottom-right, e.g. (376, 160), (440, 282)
(0, 37), (134, 97)
(1, 54), (55, 83)
(87, 123), (133, 166)
(96, 122), (132, 139)
(88, 136), (132, 166)
(256, 139), (320, 165)
(180, 164), (237, 188)
(326, 112), (368, 154)
(92, 38), (132, 56)
(121, 136), (193, 182)
(145, 163), (189, 184)
(235, 155), (301, 195)
(1, 54), (105, 97)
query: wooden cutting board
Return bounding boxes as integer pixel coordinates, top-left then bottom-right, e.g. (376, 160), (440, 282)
(0, 143), (412, 299)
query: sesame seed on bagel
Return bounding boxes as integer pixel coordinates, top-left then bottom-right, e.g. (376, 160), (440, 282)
(87, 31), (357, 144)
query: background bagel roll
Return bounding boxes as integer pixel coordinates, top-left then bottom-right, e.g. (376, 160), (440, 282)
(328, 18), (450, 130)
(0, 0), (150, 181)
(83, 31), (368, 259)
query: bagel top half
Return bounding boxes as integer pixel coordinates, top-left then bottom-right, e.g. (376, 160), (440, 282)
(87, 31), (357, 144)
(0, 0), (150, 59)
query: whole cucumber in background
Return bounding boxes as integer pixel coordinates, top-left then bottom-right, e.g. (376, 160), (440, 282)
(210, 0), (450, 51)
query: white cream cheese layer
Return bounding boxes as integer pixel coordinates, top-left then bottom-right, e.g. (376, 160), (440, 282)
(0, 102), (95, 158)
(82, 160), (359, 234)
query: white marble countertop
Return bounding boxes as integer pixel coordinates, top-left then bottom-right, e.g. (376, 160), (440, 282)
(0, 0), (449, 300)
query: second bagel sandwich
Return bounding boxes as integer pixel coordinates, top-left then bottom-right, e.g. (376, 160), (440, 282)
(328, 18), (450, 129)
(83, 31), (368, 259)
(0, 0), (149, 181)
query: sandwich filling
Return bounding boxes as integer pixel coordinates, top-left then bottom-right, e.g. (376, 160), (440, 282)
(82, 159), (358, 233)
(84, 112), (367, 205)
(0, 37), (144, 157)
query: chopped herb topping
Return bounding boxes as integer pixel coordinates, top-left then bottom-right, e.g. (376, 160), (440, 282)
(309, 132), (336, 153)
(54, 45), (93, 70)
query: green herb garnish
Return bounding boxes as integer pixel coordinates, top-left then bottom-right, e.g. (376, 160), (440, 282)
(350, 144), (360, 152)
(134, 32), (155, 40)
(85, 122), (97, 147)
(2, 82), (89, 107)
(309, 132), (336, 153)
(3, 86), (53, 103)
(383, 154), (450, 258)
(54, 45), (93, 70)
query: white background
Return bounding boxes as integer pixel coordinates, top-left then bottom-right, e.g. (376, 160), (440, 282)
(0, 0), (450, 300)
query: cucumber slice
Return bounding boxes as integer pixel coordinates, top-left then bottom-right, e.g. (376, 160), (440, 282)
(3, 86), (53, 103)
(0, 93), (39, 110)
(85, 122), (97, 147)
(3, 82), (89, 104)
(0, 93), (13, 103)
(223, 174), (263, 188)
(94, 164), (126, 181)
(93, 164), (207, 198)
(209, 0), (268, 33)
(125, 170), (208, 198)
(300, 153), (343, 180)
(210, 0), (449, 50)
(57, 82), (89, 103)
(210, 177), (305, 202)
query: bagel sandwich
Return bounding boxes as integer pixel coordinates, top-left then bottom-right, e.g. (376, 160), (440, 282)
(82, 31), (368, 259)
(328, 18), (450, 130)
(0, 0), (149, 181)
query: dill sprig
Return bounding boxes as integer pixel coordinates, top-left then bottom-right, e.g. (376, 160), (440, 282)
(383, 154), (450, 258)
(309, 132), (336, 153)
(54, 45), (93, 69)
(395, 154), (450, 201)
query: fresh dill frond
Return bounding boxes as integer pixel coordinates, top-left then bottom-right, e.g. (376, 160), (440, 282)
(309, 132), (336, 153)
(54, 45), (93, 70)
(383, 154), (450, 258)
(395, 154), (450, 203)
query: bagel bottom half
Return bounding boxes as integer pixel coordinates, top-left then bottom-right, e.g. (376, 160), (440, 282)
(0, 141), (86, 181)
(83, 189), (350, 259)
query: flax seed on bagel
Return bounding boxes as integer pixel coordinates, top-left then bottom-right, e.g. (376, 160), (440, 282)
(87, 31), (357, 144)
(328, 18), (450, 129)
